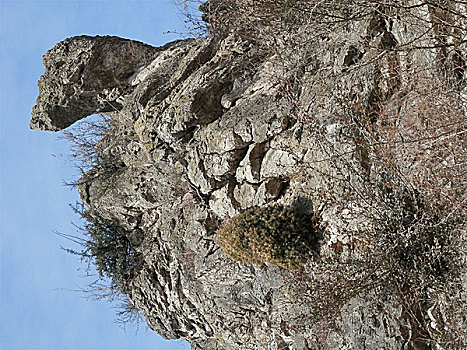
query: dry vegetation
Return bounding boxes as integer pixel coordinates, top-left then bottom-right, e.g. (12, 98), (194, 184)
(181, 0), (467, 348)
(217, 204), (323, 269)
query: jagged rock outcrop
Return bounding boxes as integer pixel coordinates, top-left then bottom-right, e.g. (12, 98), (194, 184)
(30, 35), (161, 131)
(31, 2), (466, 349)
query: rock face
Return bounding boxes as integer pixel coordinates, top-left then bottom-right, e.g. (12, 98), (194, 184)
(31, 2), (466, 349)
(30, 35), (160, 131)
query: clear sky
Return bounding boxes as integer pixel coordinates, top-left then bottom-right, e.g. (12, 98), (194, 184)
(1, 1), (195, 349)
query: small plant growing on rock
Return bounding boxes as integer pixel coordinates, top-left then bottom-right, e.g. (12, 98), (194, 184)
(81, 215), (139, 291)
(62, 204), (142, 293)
(217, 204), (322, 269)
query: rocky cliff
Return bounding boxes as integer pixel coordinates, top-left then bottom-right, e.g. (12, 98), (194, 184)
(31, 1), (467, 349)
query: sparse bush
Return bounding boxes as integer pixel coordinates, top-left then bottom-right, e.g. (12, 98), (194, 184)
(67, 204), (142, 293)
(59, 113), (142, 325)
(379, 192), (458, 286)
(217, 204), (322, 269)
(114, 295), (145, 330)
(60, 114), (126, 193)
(60, 114), (111, 174)
(60, 114), (134, 290)
(373, 192), (466, 347)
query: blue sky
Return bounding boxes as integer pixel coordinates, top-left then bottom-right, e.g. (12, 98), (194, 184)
(1, 1), (197, 349)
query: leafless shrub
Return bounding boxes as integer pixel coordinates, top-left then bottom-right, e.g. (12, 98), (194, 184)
(114, 295), (145, 331)
(59, 114), (111, 174)
(59, 114), (145, 327)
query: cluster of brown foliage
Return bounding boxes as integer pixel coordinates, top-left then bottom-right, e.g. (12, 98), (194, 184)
(217, 204), (322, 269)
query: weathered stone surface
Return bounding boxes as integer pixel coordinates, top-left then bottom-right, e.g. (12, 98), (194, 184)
(31, 2), (466, 349)
(30, 35), (160, 131)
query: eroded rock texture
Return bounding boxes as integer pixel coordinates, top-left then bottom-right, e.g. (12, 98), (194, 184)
(30, 35), (160, 131)
(31, 2), (467, 349)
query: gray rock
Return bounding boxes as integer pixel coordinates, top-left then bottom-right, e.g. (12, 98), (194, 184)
(30, 35), (160, 131)
(31, 2), (467, 349)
